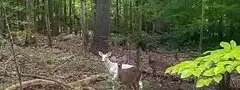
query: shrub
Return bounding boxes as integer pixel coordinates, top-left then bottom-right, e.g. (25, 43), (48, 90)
(165, 40), (240, 88)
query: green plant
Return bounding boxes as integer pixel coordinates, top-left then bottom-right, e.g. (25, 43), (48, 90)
(165, 40), (240, 88)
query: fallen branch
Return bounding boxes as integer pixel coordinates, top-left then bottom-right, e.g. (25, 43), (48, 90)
(68, 73), (108, 87)
(5, 79), (66, 90)
(3, 73), (73, 89)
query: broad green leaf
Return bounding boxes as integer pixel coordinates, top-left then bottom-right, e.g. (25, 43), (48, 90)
(165, 66), (174, 74)
(220, 42), (231, 51)
(203, 78), (212, 86)
(214, 65), (226, 75)
(203, 68), (214, 76)
(171, 65), (181, 74)
(217, 61), (233, 66)
(180, 69), (192, 78)
(196, 79), (205, 88)
(192, 69), (201, 77)
(226, 65), (235, 73)
(178, 66), (187, 74)
(213, 74), (223, 83)
(236, 66), (240, 73)
(221, 53), (234, 61)
(204, 61), (213, 69)
(230, 40), (237, 48)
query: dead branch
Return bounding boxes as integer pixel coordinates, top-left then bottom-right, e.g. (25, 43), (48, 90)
(5, 79), (67, 90)
(68, 73), (108, 87)
(3, 73), (73, 89)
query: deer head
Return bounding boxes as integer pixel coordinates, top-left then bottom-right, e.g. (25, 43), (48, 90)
(98, 51), (112, 62)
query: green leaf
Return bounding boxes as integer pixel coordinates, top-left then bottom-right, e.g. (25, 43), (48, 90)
(203, 78), (212, 86)
(220, 42), (231, 51)
(165, 66), (174, 74)
(204, 61), (213, 69)
(214, 65), (226, 75)
(203, 68), (214, 76)
(217, 61), (233, 66)
(171, 65), (181, 74)
(213, 74), (223, 83)
(226, 65), (235, 73)
(180, 69), (192, 78)
(236, 66), (240, 73)
(221, 53), (234, 61)
(192, 69), (201, 77)
(230, 40), (237, 48)
(196, 79), (205, 88)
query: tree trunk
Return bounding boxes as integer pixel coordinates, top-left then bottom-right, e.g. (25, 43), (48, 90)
(81, 0), (88, 52)
(63, 0), (67, 33)
(116, 0), (119, 28)
(18, 0), (25, 31)
(69, 0), (73, 34)
(49, 0), (59, 36)
(130, 0), (133, 32)
(0, 8), (4, 37)
(91, 0), (96, 31)
(45, 0), (52, 47)
(136, 0), (143, 68)
(90, 0), (111, 55)
(25, 0), (35, 46)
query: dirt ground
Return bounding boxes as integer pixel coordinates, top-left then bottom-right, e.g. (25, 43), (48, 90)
(0, 34), (237, 90)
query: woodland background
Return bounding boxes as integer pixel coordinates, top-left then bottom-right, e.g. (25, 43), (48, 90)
(0, 0), (240, 90)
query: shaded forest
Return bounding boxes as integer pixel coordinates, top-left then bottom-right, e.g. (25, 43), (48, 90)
(0, 0), (240, 90)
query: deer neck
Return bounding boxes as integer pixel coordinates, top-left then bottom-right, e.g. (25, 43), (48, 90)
(104, 58), (116, 71)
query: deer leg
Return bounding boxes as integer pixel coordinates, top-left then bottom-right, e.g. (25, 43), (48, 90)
(139, 81), (143, 89)
(111, 74), (117, 90)
(133, 83), (139, 90)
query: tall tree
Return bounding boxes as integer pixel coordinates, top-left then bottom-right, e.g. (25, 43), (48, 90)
(25, 0), (35, 46)
(69, 0), (73, 33)
(81, 0), (88, 52)
(0, 8), (4, 37)
(90, 0), (111, 55)
(63, 0), (67, 33)
(135, 0), (143, 68)
(45, 0), (52, 47)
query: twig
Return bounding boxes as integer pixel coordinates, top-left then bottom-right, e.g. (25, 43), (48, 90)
(3, 2), (23, 90)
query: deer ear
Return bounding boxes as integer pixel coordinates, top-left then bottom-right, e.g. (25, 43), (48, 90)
(107, 52), (112, 56)
(98, 51), (103, 56)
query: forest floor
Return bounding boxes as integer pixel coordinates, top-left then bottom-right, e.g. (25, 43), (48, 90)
(0, 34), (237, 90)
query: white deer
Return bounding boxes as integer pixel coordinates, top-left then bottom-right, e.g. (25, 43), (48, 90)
(98, 51), (143, 89)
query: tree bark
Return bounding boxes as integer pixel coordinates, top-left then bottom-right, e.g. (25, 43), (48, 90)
(69, 0), (73, 34)
(81, 0), (88, 52)
(63, 0), (67, 33)
(45, 0), (53, 47)
(90, 0), (111, 55)
(18, 0), (25, 31)
(0, 8), (4, 37)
